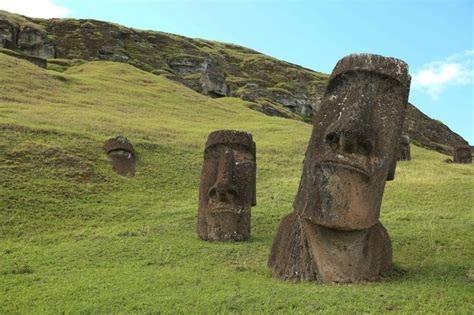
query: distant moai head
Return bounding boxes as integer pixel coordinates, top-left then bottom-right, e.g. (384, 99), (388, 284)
(398, 135), (411, 161)
(453, 145), (472, 164)
(103, 136), (136, 177)
(197, 130), (256, 241)
(293, 54), (411, 230)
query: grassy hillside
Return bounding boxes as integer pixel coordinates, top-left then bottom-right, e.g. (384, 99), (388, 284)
(1, 9), (469, 155)
(0, 53), (473, 313)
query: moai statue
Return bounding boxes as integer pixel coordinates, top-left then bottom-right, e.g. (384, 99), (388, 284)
(453, 145), (472, 164)
(197, 130), (256, 241)
(103, 136), (136, 176)
(398, 135), (411, 161)
(268, 54), (411, 283)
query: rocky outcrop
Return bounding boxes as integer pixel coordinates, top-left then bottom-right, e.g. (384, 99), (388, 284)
(48, 19), (129, 62)
(403, 103), (468, 155)
(168, 55), (230, 97)
(0, 14), (54, 59)
(0, 21), (15, 48)
(17, 26), (54, 58)
(269, 91), (314, 116)
(200, 58), (230, 97)
(0, 48), (47, 68)
(0, 9), (469, 154)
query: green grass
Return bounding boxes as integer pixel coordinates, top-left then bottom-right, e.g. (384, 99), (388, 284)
(0, 53), (473, 313)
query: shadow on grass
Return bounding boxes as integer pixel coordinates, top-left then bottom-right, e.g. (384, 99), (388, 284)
(381, 263), (409, 282)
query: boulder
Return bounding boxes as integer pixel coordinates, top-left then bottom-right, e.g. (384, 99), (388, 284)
(453, 145), (472, 164)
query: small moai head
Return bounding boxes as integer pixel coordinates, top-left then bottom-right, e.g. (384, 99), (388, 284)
(293, 54), (411, 230)
(398, 135), (411, 161)
(103, 136), (136, 177)
(453, 145), (472, 164)
(197, 130), (256, 241)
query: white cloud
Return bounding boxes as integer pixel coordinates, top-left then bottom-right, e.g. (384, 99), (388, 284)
(412, 50), (473, 100)
(0, 0), (71, 18)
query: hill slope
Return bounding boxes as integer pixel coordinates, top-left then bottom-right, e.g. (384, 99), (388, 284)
(0, 9), (469, 155)
(1, 53), (473, 313)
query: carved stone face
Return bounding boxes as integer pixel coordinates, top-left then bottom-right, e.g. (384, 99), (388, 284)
(197, 130), (256, 241)
(398, 135), (411, 161)
(293, 54), (410, 230)
(453, 145), (472, 164)
(103, 136), (136, 177)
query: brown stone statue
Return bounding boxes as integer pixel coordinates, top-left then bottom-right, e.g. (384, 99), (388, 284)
(453, 145), (472, 164)
(268, 54), (411, 283)
(103, 136), (136, 177)
(398, 135), (411, 161)
(197, 130), (256, 241)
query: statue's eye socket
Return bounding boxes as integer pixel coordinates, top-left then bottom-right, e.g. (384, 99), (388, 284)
(234, 151), (253, 162)
(358, 139), (373, 155)
(325, 132), (339, 149)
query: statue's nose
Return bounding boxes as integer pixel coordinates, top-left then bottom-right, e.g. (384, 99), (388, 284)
(325, 130), (373, 156)
(324, 99), (374, 156)
(208, 149), (237, 202)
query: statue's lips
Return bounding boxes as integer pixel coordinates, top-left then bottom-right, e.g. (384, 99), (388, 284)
(208, 205), (244, 214)
(319, 160), (369, 178)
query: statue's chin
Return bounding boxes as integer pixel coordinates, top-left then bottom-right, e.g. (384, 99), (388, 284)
(304, 167), (379, 230)
(310, 204), (379, 231)
(206, 209), (250, 241)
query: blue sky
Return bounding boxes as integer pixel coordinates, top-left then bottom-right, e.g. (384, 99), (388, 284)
(1, 0), (472, 143)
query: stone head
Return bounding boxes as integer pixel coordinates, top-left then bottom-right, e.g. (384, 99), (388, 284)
(398, 135), (411, 161)
(197, 130), (256, 241)
(453, 145), (472, 164)
(103, 136), (136, 177)
(400, 135), (410, 146)
(294, 54), (411, 230)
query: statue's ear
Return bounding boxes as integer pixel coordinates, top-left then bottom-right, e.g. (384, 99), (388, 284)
(387, 156), (397, 181)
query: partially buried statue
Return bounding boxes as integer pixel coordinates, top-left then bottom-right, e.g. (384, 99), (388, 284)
(453, 145), (472, 164)
(268, 54), (411, 283)
(197, 130), (256, 241)
(398, 135), (411, 161)
(103, 136), (136, 177)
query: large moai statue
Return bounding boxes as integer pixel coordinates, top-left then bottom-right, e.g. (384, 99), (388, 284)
(268, 54), (411, 283)
(197, 130), (256, 241)
(398, 135), (411, 161)
(453, 145), (472, 164)
(103, 136), (136, 177)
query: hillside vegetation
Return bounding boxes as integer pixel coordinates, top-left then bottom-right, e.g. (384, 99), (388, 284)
(0, 9), (469, 155)
(0, 54), (473, 313)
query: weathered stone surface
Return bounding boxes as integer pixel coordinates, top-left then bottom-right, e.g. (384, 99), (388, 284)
(0, 48), (47, 68)
(199, 58), (230, 97)
(168, 55), (206, 74)
(197, 130), (256, 241)
(103, 136), (135, 177)
(268, 213), (392, 282)
(240, 86), (318, 118)
(269, 91), (313, 116)
(169, 55), (230, 97)
(453, 145), (472, 164)
(403, 104), (468, 155)
(0, 22), (14, 48)
(268, 53), (410, 283)
(398, 135), (411, 161)
(0, 16), (54, 59)
(17, 27), (54, 58)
